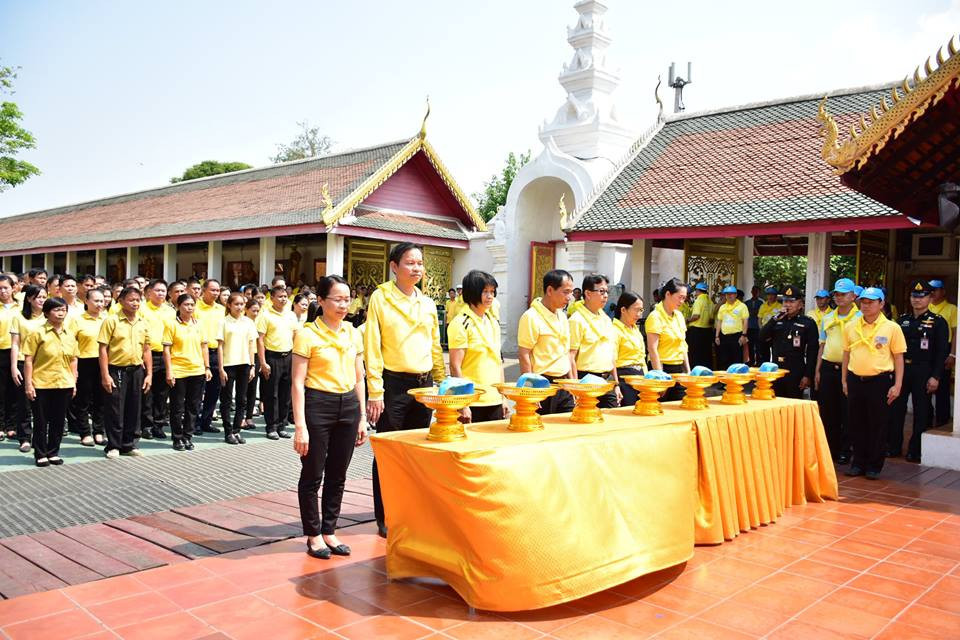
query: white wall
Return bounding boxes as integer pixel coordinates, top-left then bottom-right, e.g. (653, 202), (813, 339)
(451, 232), (495, 287)
(597, 243), (631, 287)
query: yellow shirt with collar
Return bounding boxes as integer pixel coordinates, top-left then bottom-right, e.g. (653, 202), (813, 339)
(294, 319), (363, 394)
(612, 318), (647, 370)
(843, 314), (906, 376)
(22, 322), (78, 389)
(195, 298), (226, 350)
(11, 313), (46, 362)
(98, 313), (148, 367)
(716, 300), (749, 336)
(446, 307), (502, 406)
(569, 304), (616, 374)
(163, 318), (206, 378)
(807, 307), (828, 326)
(566, 299), (585, 318)
(0, 302), (18, 350)
(220, 314), (258, 367)
(644, 302), (688, 365)
(820, 307), (860, 363)
(517, 298), (571, 378)
(256, 304), (299, 353)
(363, 281), (445, 401)
(71, 312), (105, 359)
(689, 293), (714, 329)
(141, 300), (175, 353)
(929, 300), (958, 331)
(759, 300), (782, 326)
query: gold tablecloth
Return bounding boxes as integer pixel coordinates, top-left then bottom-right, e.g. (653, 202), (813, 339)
(371, 397), (837, 611)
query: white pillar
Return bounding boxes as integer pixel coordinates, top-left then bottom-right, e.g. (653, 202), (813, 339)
(805, 232), (830, 311)
(259, 236), (276, 286)
(558, 240), (600, 291)
(207, 240), (222, 281)
(325, 234), (344, 277)
(65, 251), (77, 275)
(163, 244), (178, 283)
(487, 239), (511, 349)
(44, 252), (54, 273)
(126, 246), (139, 279)
(94, 249), (107, 277)
(739, 236), (755, 294)
(1, 256), (10, 273)
(630, 238), (653, 303)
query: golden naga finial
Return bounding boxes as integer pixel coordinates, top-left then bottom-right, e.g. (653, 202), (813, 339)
(655, 75), (664, 118)
(816, 97), (840, 161)
(419, 96), (431, 140)
(558, 193), (569, 229)
(320, 182), (333, 211)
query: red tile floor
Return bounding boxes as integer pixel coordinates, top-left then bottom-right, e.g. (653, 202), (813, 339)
(1, 461), (959, 640)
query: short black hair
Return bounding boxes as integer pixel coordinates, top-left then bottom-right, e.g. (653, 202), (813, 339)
(318, 275), (349, 299)
(543, 269), (572, 295)
(0, 275), (13, 286)
(42, 297), (67, 316)
(660, 277), (688, 299)
(60, 273), (77, 285)
(614, 291), (643, 319)
(461, 270), (498, 306)
(242, 284), (258, 296)
(21, 284), (43, 319)
(203, 278), (221, 290)
(270, 285), (287, 297)
(85, 287), (105, 300)
(146, 278), (167, 291)
(582, 273), (609, 293)
(118, 286), (142, 301)
(80, 274), (96, 285)
(389, 242), (423, 266)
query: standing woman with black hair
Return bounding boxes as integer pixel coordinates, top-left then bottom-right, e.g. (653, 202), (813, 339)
(448, 270), (508, 423)
(163, 293), (210, 451)
(10, 285), (47, 453)
(645, 278), (691, 402)
(612, 291), (648, 406)
(70, 287), (106, 446)
(22, 297), (78, 466)
(218, 292), (257, 444)
(292, 275), (367, 558)
(292, 293), (310, 327)
(243, 299), (262, 429)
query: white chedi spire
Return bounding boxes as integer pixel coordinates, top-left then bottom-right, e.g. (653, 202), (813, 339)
(539, 0), (636, 161)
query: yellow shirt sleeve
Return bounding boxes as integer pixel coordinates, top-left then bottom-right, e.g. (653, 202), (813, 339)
(890, 324), (907, 354)
(517, 311), (538, 350)
(645, 311), (664, 336)
(162, 321), (174, 346)
(363, 291), (386, 401)
(21, 329), (40, 358)
(569, 314), (585, 351)
(447, 314), (469, 350)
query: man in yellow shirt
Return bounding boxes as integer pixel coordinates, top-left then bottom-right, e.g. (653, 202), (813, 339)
(807, 289), (831, 326)
(0, 275), (20, 441)
(257, 285), (299, 440)
(569, 274), (621, 408)
(140, 279), (174, 440)
(518, 269), (576, 415)
(687, 282), (714, 369)
(714, 285), (749, 369)
(842, 287), (905, 479)
(815, 278), (860, 464)
(928, 279), (957, 427)
(195, 279), (225, 436)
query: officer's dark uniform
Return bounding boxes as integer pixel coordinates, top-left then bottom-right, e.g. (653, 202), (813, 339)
(758, 285), (819, 399)
(887, 280), (948, 461)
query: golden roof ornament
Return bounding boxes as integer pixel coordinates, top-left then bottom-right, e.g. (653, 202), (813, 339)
(419, 96), (431, 140)
(558, 193), (569, 229)
(320, 182), (333, 212)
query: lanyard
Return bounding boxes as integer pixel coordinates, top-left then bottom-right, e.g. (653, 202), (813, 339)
(378, 282), (424, 330)
(614, 319), (644, 354)
(849, 316), (885, 352)
(308, 321), (352, 353)
(654, 303), (683, 339)
(532, 299), (566, 337)
(824, 309), (856, 333)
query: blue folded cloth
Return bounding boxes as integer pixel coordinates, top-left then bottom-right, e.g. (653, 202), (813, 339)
(517, 373), (551, 389)
(758, 362), (780, 372)
(726, 363), (750, 374)
(644, 370), (673, 381)
(438, 377), (475, 395)
(690, 365), (714, 376)
(579, 374), (606, 385)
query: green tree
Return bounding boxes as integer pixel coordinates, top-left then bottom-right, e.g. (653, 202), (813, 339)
(0, 63), (40, 191)
(271, 121), (333, 163)
(830, 255), (856, 282)
(170, 160), (252, 184)
(473, 150), (531, 222)
(753, 256), (807, 289)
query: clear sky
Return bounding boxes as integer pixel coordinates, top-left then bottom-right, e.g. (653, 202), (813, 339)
(0, 0), (957, 218)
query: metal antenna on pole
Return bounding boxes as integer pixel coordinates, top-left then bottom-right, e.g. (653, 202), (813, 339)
(667, 61), (692, 113)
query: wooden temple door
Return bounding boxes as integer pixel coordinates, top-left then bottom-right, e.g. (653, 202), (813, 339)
(684, 238), (738, 295)
(422, 245), (453, 303)
(856, 231), (889, 287)
(529, 242), (556, 302)
(345, 238), (388, 290)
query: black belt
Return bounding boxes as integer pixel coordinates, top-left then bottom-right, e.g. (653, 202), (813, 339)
(579, 370), (611, 380)
(820, 360), (841, 371)
(384, 369), (431, 385)
(848, 372), (893, 382)
(265, 349), (292, 357)
(209, 347), (218, 352)
(904, 358), (932, 366)
(305, 388), (357, 399)
(108, 364), (141, 371)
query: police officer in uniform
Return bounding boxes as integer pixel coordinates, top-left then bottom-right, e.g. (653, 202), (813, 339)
(759, 285), (819, 399)
(887, 279), (948, 462)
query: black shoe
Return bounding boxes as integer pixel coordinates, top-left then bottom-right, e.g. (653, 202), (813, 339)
(865, 470), (881, 480)
(845, 466), (865, 477)
(306, 543), (331, 560)
(235, 434), (246, 444)
(184, 439), (195, 451)
(836, 453), (850, 465)
(377, 523), (388, 539)
(242, 420), (256, 430)
(327, 543), (351, 556)
(224, 434), (239, 445)
(172, 439), (185, 451)
(277, 430), (291, 439)
(266, 431), (279, 440)
(905, 455), (921, 463)
(153, 427), (167, 439)
(140, 430), (154, 440)
(48, 457), (64, 466)
(35, 458), (50, 467)
(202, 425), (221, 434)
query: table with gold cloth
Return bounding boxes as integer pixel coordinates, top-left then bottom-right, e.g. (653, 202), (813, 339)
(370, 397), (838, 611)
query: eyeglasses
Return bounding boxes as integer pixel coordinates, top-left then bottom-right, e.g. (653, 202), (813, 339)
(325, 297), (352, 305)
(590, 289), (610, 296)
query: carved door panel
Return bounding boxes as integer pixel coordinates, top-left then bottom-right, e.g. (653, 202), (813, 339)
(422, 246), (453, 303)
(345, 239), (388, 290)
(856, 231), (889, 287)
(530, 242), (556, 302)
(684, 238), (738, 298)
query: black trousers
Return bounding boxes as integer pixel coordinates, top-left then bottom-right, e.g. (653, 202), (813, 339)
(141, 352), (168, 434)
(470, 404), (504, 423)
(616, 366), (646, 407)
(220, 364), (250, 435)
(817, 361), (848, 459)
(933, 352), (952, 426)
(538, 374), (576, 415)
(662, 363), (687, 402)
(716, 333), (743, 371)
(69, 358), (103, 438)
(687, 327), (713, 369)
(31, 388), (70, 460)
(373, 370), (433, 526)
(0, 349), (15, 433)
(847, 372), (894, 474)
(262, 350), (292, 433)
(103, 365), (144, 453)
(747, 328), (761, 366)
(888, 363), (933, 458)
(245, 360), (261, 420)
(298, 389), (360, 536)
(15, 360), (32, 444)
(579, 370), (619, 408)
(774, 364), (806, 399)
(169, 374), (204, 440)
(197, 348), (221, 431)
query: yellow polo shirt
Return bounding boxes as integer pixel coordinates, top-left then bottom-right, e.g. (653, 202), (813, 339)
(644, 302), (688, 365)
(843, 314), (906, 376)
(0, 303), (18, 350)
(195, 298), (225, 350)
(612, 318), (647, 370)
(930, 300), (958, 332)
(689, 293), (713, 329)
(142, 300), (175, 353)
(71, 312), (105, 359)
(758, 301), (782, 326)
(569, 305), (616, 374)
(293, 319), (363, 394)
(98, 314), (148, 367)
(566, 299), (585, 318)
(364, 281), (445, 401)
(256, 304), (298, 353)
(517, 298), (571, 378)
(807, 307), (828, 326)
(11, 313), (46, 362)
(163, 318), (206, 378)
(446, 307), (502, 406)
(444, 298), (460, 323)
(819, 307), (860, 363)
(716, 300), (749, 336)
(22, 323), (77, 389)
(220, 315), (257, 367)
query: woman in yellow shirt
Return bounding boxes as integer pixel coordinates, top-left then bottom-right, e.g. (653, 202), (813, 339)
(10, 285), (47, 453)
(448, 270), (507, 423)
(612, 291), (647, 407)
(292, 275), (367, 559)
(292, 293), (310, 326)
(163, 294), (211, 451)
(70, 288), (106, 446)
(218, 292), (257, 444)
(23, 297), (78, 466)
(243, 299), (262, 429)
(644, 278), (690, 401)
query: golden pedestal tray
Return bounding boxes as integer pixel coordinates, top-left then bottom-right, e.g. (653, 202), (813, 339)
(494, 383), (559, 432)
(621, 375), (676, 416)
(672, 374), (718, 410)
(715, 371), (756, 405)
(553, 379), (617, 423)
(749, 368), (789, 400)
(408, 387), (482, 442)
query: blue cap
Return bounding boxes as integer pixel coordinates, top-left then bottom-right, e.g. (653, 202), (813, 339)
(721, 285), (737, 294)
(858, 286), (885, 301)
(815, 289), (830, 298)
(764, 286), (778, 294)
(832, 278), (856, 293)
(695, 282), (708, 292)
(854, 285), (864, 296)
(930, 279), (945, 289)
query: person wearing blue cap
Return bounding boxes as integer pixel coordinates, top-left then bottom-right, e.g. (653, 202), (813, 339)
(842, 286), (905, 479)
(759, 285), (818, 398)
(714, 285), (749, 370)
(687, 282), (714, 369)
(928, 279), (957, 428)
(807, 289), (831, 327)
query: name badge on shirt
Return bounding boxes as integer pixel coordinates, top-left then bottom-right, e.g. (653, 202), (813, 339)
(921, 338), (929, 350)
(875, 335), (888, 350)
(793, 335), (801, 348)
